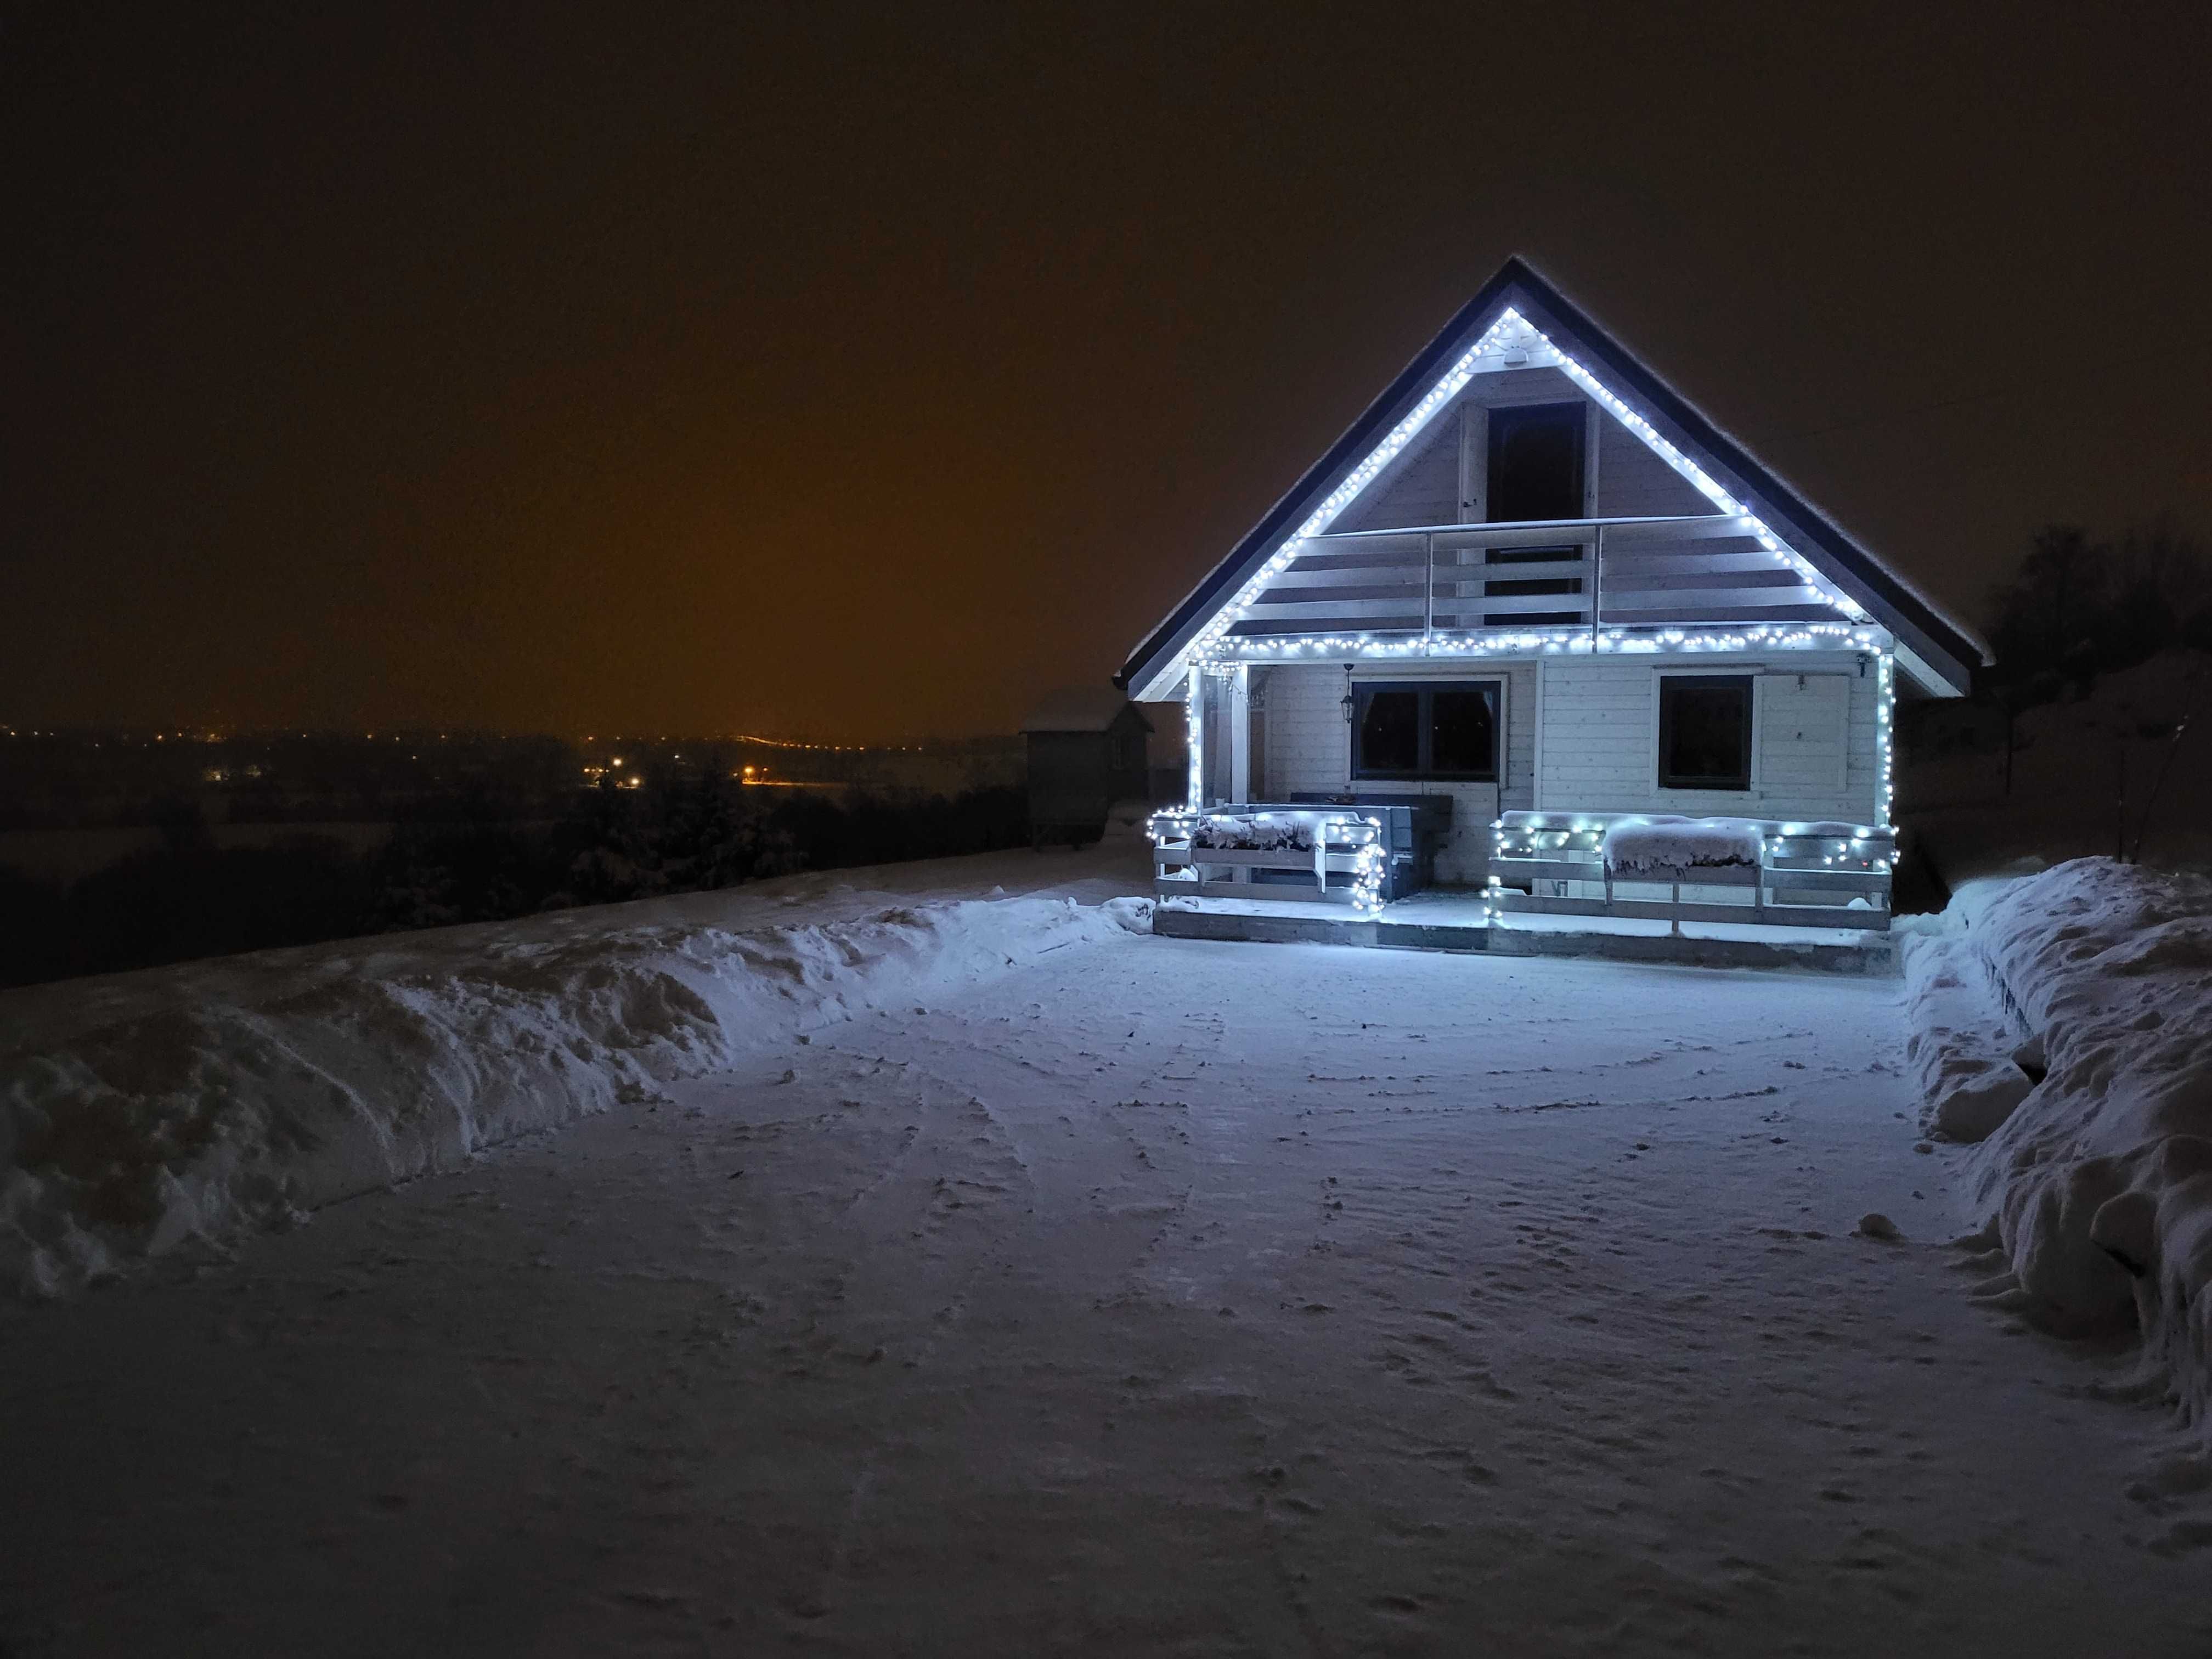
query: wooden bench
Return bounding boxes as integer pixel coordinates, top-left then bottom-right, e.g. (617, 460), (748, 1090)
(1150, 809), (1389, 909)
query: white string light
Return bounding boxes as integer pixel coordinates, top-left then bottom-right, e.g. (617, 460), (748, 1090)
(1147, 808), (1390, 911)
(1876, 650), (1896, 828)
(1181, 306), (1863, 681)
(1198, 622), (1882, 668)
(1167, 300), (1907, 896)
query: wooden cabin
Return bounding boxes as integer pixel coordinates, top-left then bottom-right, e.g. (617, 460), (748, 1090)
(1021, 688), (1152, 848)
(1119, 257), (1985, 934)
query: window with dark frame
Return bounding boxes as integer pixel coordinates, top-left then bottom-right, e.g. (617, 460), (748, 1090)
(1485, 402), (1586, 523)
(1658, 675), (1753, 791)
(1352, 681), (1500, 782)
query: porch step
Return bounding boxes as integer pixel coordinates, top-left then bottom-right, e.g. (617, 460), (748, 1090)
(1150, 906), (1383, 949)
(1149, 904), (1897, 975)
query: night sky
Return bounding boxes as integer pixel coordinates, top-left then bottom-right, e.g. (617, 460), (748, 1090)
(6, 4), (2208, 740)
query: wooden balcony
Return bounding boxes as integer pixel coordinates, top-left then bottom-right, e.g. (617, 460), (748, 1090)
(1226, 514), (1847, 642)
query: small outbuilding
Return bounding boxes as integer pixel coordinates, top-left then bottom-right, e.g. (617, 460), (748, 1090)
(1021, 688), (1154, 848)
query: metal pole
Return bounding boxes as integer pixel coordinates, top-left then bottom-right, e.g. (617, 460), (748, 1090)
(1423, 532), (1435, 653)
(1592, 522), (1604, 654)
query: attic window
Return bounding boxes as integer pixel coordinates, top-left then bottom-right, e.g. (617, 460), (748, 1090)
(1486, 402), (1586, 523)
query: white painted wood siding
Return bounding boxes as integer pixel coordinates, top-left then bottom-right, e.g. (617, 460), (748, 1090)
(1533, 651), (1881, 823)
(1594, 415), (1710, 518)
(1329, 367), (1712, 533)
(1254, 661), (1539, 884)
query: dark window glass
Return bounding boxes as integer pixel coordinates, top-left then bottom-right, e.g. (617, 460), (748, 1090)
(1352, 682), (1499, 781)
(1481, 577), (1583, 597)
(1483, 545), (1584, 566)
(1659, 676), (1752, 789)
(1429, 691), (1494, 775)
(1486, 403), (1586, 523)
(1357, 691), (1420, 775)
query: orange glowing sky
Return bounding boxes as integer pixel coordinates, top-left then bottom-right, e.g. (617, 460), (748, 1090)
(5, 5), (2209, 738)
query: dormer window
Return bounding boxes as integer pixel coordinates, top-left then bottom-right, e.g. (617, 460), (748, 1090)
(1486, 401), (1586, 523)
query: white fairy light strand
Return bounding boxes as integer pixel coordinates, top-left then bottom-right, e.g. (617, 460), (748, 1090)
(1198, 622), (1882, 669)
(1183, 306), (1862, 677)
(1541, 331), (1863, 621)
(1167, 301), (1906, 895)
(1876, 649), (1895, 828)
(1146, 808), (1390, 912)
(1189, 313), (1528, 662)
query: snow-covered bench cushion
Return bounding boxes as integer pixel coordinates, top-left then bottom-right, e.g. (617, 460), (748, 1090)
(1602, 816), (1765, 876)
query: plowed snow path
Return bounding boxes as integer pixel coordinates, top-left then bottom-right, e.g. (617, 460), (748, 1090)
(5, 935), (2207, 1656)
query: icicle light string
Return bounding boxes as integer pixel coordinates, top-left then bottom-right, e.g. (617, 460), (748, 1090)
(1187, 307), (1862, 668)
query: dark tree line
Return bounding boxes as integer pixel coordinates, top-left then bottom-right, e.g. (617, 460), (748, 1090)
(1964, 521), (2208, 862)
(0, 764), (1029, 988)
(1984, 521), (2209, 703)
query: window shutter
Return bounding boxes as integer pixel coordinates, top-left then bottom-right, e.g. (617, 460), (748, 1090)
(1757, 673), (1850, 795)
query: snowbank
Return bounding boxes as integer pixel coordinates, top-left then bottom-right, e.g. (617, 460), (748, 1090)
(0, 890), (1150, 1297)
(1907, 859), (2212, 1421)
(1900, 930), (2034, 1142)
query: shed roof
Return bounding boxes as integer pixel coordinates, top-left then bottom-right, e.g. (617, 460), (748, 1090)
(1020, 687), (1152, 734)
(1116, 256), (1988, 699)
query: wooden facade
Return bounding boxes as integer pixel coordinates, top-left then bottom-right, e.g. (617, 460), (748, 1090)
(1120, 258), (1986, 935)
(1021, 691), (1152, 848)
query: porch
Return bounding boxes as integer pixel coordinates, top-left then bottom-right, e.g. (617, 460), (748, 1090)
(1150, 891), (1898, 975)
(1149, 805), (1897, 973)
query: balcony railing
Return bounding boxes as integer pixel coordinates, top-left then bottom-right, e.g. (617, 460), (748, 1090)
(1226, 515), (1843, 641)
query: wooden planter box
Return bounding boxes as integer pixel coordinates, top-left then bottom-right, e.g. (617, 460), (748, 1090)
(1153, 840), (1372, 904)
(1488, 816), (1893, 933)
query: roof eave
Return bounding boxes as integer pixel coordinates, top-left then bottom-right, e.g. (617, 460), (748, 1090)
(1116, 261), (1539, 699)
(1118, 256), (1987, 701)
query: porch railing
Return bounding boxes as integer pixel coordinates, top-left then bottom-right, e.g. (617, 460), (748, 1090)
(1150, 809), (1388, 909)
(1486, 812), (1893, 933)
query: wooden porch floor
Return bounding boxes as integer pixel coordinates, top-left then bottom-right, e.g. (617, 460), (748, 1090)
(1151, 889), (1899, 975)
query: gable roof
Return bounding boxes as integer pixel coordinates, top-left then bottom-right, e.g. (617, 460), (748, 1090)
(1116, 256), (1987, 698)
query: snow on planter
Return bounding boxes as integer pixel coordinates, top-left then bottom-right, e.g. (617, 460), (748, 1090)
(1188, 813), (1317, 852)
(1912, 859), (2212, 1426)
(0, 892), (1150, 1299)
(1601, 816), (1764, 875)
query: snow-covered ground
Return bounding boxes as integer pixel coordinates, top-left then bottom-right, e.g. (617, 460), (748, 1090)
(5, 845), (2212, 1654)
(0, 844), (1152, 1298)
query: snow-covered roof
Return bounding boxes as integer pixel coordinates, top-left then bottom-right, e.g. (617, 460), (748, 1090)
(1117, 255), (1989, 699)
(1020, 687), (1149, 735)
